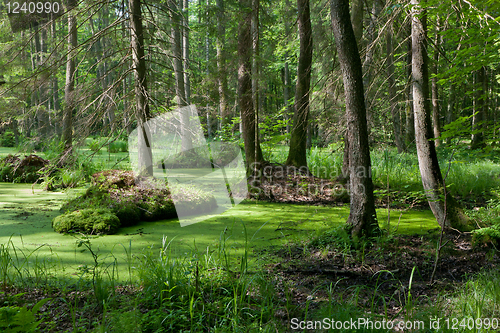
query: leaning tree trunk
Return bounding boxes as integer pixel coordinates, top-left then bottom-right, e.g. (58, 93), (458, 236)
(63, 2), (77, 151)
(411, 0), (469, 231)
(331, 0), (379, 239)
(285, 0), (313, 169)
(238, 0), (263, 173)
(130, 0), (152, 176)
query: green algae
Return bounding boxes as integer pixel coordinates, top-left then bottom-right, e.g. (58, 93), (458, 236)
(0, 183), (440, 282)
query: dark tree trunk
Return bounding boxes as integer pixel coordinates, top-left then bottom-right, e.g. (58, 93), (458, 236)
(330, 0), (379, 239)
(130, 0), (152, 176)
(386, 25), (405, 153)
(405, 20), (415, 147)
(411, 0), (469, 231)
(472, 66), (486, 149)
(169, 0), (187, 107)
(285, 0), (313, 169)
(169, 0), (192, 151)
(238, 0), (263, 173)
(216, 0), (229, 125)
(183, 0), (191, 104)
(63, 3), (77, 151)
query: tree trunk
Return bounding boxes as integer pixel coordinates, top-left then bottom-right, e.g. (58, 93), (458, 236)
(411, 0), (469, 232)
(386, 25), (405, 153)
(130, 0), (152, 176)
(431, 19), (441, 146)
(445, 83), (456, 144)
(216, 0), (229, 125)
(330, 0), (379, 239)
(169, 0), (187, 107)
(350, 0), (363, 45)
(252, 0), (260, 139)
(283, 0), (292, 134)
(405, 20), (415, 147)
(285, 0), (313, 169)
(63, 3), (77, 151)
(169, 0), (191, 151)
(52, 19), (61, 137)
(471, 66), (486, 149)
(238, 0), (263, 173)
(183, 0), (191, 104)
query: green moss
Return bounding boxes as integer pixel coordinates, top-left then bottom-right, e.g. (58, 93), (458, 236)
(472, 224), (500, 248)
(52, 208), (121, 234)
(114, 202), (142, 227)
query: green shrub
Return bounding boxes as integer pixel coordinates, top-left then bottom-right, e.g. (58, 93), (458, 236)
(108, 140), (128, 153)
(52, 208), (121, 234)
(472, 224), (500, 248)
(1, 131), (15, 147)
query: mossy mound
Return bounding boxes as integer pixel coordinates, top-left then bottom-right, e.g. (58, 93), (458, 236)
(0, 154), (48, 183)
(52, 208), (121, 234)
(54, 170), (218, 234)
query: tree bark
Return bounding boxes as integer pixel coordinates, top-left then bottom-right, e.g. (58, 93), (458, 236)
(411, 0), (469, 231)
(386, 25), (405, 153)
(405, 19), (415, 147)
(216, 0), (229, 125)
(431, 19), (441, 146)
(330, 0), (379, 239)
(183, 0), (191, 104)
(471, 66), (486, 149)
(238, 0), (263, 173)
(130, 0), (152, 176)
(350, 0), (363, 45)
(63, 3), (77, 151)
(285, 0), (313, 169)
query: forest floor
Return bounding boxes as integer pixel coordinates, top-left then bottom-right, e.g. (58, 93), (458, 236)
(264, 233), (499, 322)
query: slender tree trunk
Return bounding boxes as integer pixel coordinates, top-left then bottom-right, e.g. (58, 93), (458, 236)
(52, 19), (61, 137)
(361, 0), (380, 129)
(283, 0), (292, 134)
(169, 0), (191, 151)
(386, 25), (405, 153)
(239, 0), (263, 173)
(285, 0), (313, 169)
(411, 0), (469, 231)
(63, 3), (77, 150)
(183, 0), (191, 104)
(216, 0), (229, 125)
(431, 19), (441, 146)
(331, 0), (379, 239)
(405, 20), (415, 147)
(252, 0), (260, 141)
(445, 83), (456, 144)
(130, 0), (152, 176)
(350, 0), (363, 45)
(471, 66), (486, 149)
(169, 0), (187, 107)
